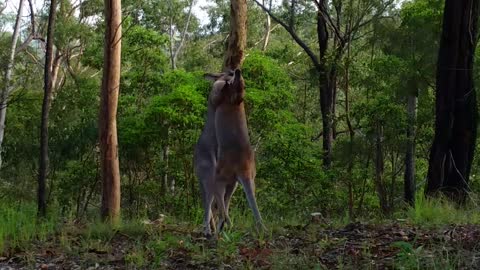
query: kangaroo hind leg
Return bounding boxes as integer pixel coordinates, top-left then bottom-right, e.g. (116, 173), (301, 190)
(237, 176), (266, 232)
(223, 182), (238, 227)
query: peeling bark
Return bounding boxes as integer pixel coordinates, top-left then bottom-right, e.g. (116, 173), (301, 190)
(223, 0), (247, 70)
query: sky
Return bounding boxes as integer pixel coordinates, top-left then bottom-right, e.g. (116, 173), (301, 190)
(3, 0), (213, 26)
(3, 0), (405, 28)
(193, 0), (211, 26)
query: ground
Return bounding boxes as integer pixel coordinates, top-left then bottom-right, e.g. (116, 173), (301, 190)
(1, 219), (480, 270)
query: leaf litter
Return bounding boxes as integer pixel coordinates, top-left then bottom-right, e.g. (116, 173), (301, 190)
(1, 221), (480, 269)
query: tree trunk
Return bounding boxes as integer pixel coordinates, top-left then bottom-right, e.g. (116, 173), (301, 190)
(329, 42), (345, 141)
(172, 0), (194, 68)
(38, 0), (57, 218)
(375, 123), (389, 215)
(50, 51), (63, 98)
(426, 0), (479, 202)
(404, 93), (417, 205)
(0, 0), (24, 169)
(169, 16), (176, 70)
(316, 5), (333, 168)
(223, 0), (247, 70)
(345, 35), (354, 219)
(100, 0), (122, 224)
(162, 144), (169, 193)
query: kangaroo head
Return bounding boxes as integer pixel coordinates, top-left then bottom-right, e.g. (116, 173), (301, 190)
(204, 69), (244, 106)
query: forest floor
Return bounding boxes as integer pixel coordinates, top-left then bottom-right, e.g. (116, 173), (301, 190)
(1, 218), (480, 270)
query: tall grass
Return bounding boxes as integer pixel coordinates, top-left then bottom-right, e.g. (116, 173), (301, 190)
(406, 193), (480, 226)
(0, 202), (57, 254)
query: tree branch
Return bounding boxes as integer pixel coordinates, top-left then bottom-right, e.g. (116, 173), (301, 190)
(15, 0), (44, 54)
(317, 1), (343, 42)
(28, 0), (35, 34)
(253, 0), (321, 70)
(173, 0), (194, 64)
(349, 0), (394, 39)
(253, 23), (279, 47)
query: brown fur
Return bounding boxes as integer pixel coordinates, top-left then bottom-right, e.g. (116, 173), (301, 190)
(212, 69), (264, 233)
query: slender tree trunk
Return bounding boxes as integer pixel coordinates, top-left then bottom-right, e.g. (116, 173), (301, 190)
(38, 0), (57, 218)
(0, 0), (24, 168)
(261, 0), (271, 51)
(375, 123), (389, 215)
(164, 1), (194, 186)
(169, 17), (176, 69)
(223, 0), (247, 70)
(316, 4), (332, 168)
(100, 0), (122, 224)
(345, 35), (354, 219)
(50, 51), (63, 98)
(162, 144), (169, 192)
(331, 78), (337, 139)
(356, 154), (370, 214)
(329, 42), (344, 141)
(404, 93), (417, 205)
(426, 0), (479, 202)
(172, 0), (194, 67)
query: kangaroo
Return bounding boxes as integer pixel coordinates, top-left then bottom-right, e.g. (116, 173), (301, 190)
(211, 69), (264, 233)
(194, 70), (237, 237)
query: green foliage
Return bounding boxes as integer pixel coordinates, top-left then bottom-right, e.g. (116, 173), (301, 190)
(144, 84), (205, 131)
(121, 23), (169, 95)
(392, 241), (424, 269)
(125, 247), (147, 267)
(0, 202), (57, 254)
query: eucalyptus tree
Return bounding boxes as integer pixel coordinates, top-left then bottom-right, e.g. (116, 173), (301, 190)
(426, 0), (480, 202)
(38, 0), (58, 218)
(100, 0), (122, 223)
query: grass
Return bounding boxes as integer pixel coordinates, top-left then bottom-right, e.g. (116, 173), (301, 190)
(2, 196), (480, 268)
(405, 193), (480, 226)
(0, 202), (57, 254)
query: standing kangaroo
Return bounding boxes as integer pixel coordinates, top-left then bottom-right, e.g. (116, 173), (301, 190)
(195, 69), (264, 237)
(211, 69), (264, 234)
(194, 70), (236, 237)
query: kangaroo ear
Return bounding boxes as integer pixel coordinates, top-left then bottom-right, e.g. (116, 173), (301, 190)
(234, 69), (242, 77)
(232, 68), (243, 89)
(204, 73), (224, 81)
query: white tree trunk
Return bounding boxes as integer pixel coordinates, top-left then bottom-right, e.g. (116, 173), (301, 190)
(0, 0), (24, 168)
(261, 0), (271, 51)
